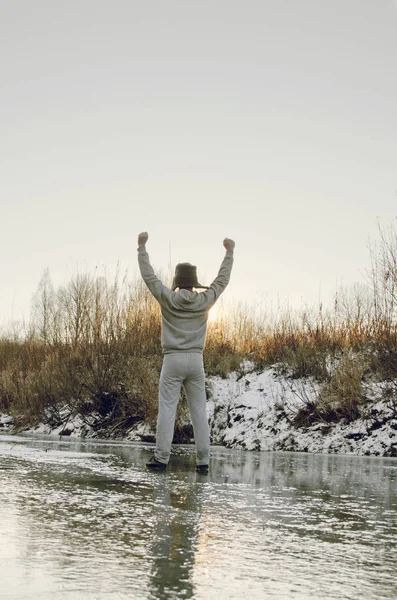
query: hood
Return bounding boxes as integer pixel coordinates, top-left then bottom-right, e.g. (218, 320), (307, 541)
(172, 289), (199, 309)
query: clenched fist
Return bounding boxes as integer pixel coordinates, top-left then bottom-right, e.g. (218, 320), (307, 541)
(223, 238), (235, 251)
(138, 232), (149, 247)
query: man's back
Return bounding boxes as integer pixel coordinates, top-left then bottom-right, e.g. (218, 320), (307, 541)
(156, 287), (216, 354)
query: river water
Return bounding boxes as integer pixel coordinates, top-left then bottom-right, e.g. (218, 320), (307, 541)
(0, 434), (396, 600)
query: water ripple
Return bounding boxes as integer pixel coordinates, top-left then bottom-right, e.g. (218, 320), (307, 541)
(0, 434), (396, 599)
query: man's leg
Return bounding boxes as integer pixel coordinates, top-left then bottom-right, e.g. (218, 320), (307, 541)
(155, 354), (183, 464)
(183, 354), (210, 466)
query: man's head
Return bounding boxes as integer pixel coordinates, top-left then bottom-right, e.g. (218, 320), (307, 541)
(172, 263), (209, 291)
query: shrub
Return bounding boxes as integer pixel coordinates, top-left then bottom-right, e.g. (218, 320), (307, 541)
(293, 353), (368, 426)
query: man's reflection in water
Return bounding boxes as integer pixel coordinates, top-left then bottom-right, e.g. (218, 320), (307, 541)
(148, 474), (205, 600)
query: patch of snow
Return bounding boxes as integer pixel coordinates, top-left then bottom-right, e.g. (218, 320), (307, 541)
(207, 367), (397, 457)
(0, 414), (13, 429)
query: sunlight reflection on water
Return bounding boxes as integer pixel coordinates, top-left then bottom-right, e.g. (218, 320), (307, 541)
(0, 434), (396, 600)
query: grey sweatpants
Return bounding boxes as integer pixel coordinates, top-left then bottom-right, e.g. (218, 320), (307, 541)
(155, 352), (210, 465)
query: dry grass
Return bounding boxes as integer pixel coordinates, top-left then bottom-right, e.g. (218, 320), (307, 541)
(293, 353), (368, 426)
(0, 272), (163, 432)
(1, 270), (396, 433)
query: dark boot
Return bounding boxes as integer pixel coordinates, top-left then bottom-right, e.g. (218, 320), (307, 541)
(146, 455), (167, 471)
(196, 464), (209, 475)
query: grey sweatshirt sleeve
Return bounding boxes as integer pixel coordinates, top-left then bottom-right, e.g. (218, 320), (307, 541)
(137, 246), (164, 301)
(208, 250), (234, 300)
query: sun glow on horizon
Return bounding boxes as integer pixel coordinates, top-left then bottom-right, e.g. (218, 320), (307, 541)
(208, 303), (220, 323)
(207, 300), (232, 324)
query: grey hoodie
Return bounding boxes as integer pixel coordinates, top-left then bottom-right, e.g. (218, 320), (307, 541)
(138, 246), (234, 354)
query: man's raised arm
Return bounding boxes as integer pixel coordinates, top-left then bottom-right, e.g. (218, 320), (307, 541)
(208, 238), (235, 300)
(137, 231), (164, 300)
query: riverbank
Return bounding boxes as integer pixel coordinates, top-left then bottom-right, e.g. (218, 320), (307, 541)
(3, 365), (397, 457)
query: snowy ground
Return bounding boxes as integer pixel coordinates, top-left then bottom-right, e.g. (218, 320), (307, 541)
(0, 414), (13, 430)
(206, 367), (397, 457)
(2, 366), (397, 457)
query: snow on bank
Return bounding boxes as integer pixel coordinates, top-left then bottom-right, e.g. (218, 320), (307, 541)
(207, 368), (397, 457)
(15, 410), (154, 443)
(3, 367), (397, 457)
(0, 414), (13, 430)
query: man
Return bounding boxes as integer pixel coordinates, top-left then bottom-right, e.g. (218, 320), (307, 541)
(137, 231), (235, 474)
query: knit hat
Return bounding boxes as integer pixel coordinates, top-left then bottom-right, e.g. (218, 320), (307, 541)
(172, 263), (209, 291)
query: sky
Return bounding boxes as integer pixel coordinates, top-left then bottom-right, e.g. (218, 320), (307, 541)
(1, 0), (397, 328)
